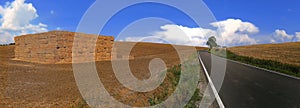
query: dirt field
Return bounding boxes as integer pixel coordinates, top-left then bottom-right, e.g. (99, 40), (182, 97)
(0, 42), (206, 107)
(228, 42), (300, 66)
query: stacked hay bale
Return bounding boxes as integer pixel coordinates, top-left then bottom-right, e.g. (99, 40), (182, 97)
(14, 31), (114, 64)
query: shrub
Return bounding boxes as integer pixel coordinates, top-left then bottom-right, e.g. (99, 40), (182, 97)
(225, 51), (300, 77)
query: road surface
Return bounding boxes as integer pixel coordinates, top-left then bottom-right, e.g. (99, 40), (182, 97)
(199, 51), (300, 108)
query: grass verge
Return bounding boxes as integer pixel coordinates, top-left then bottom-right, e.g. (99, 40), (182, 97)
(226, 50), (300, 77)
(148, 64), (202, 107)
(211, 48), (300, 78)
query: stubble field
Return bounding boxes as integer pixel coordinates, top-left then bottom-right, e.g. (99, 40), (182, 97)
(0, 42), (206, 107)
(228, 42), (300, 66)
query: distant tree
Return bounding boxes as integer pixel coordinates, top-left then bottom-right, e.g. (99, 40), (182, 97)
(9, 43), (15, 45)
(206, 36), (219, 51)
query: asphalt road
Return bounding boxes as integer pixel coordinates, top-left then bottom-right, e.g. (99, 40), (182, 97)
(199, 51), (300, 108)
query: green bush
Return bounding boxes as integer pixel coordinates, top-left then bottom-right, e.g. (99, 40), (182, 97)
(226, 51), (300, 77)
(0, 44), (8, 46)
(149, 64), (202, 107)
(184, 88), (202, 108)
(9, 43), (15, 45)
(0, 43), (15, 46)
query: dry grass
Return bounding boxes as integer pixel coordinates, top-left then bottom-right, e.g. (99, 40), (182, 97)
(228, 42), (300, 66)
(0, 42), (205, 107)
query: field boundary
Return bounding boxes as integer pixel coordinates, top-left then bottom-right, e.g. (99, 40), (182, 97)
(224, 49), (300, 78)
(227, 59), (300, 80)
(213, 49), (300, 80)
(198, 52), (225, 108)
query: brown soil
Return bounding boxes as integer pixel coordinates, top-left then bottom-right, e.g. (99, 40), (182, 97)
(228, 42), (300, 66)
(0, 42), (205, 107)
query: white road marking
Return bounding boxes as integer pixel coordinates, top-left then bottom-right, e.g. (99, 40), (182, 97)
(206, 52), (300, 80)
(198, 52), (225, 108)
(227, 59), (300, 80)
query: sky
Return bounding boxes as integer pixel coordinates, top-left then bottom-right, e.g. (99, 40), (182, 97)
(0, 0), (299, 46)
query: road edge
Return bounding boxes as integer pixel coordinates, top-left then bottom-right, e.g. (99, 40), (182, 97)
(227, 59), (300, 80)
(198, 52), (225, 108)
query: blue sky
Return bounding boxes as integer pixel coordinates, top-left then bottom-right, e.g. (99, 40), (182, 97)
(205, 0), (300, 33)
(0, 0), (299, 46)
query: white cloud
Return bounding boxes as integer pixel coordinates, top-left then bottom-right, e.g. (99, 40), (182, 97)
(154, 24), (217, 46)
(50, 10), (54, 14)
(270, 39), (276, 43)
(0, 0), (47, 44)
(124, 24), (216, 46)
(0, 32), (13, 43)
(295, 32), (300, 42)
(210, 19), (258, 46)
(270, 29), (293, 43)
(125, 19), (258, 47)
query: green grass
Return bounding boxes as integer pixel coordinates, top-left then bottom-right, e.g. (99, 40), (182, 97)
(214, 49), (300, 78)
(0, 44), (8, 46)
(0, 43), (15, 46)
(184, 88), (202, 108)
(148, 64), (202, 107)
(148, 64), (182, 106)
(72, 63), (202, 107)
(71, 98), (88, 108)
